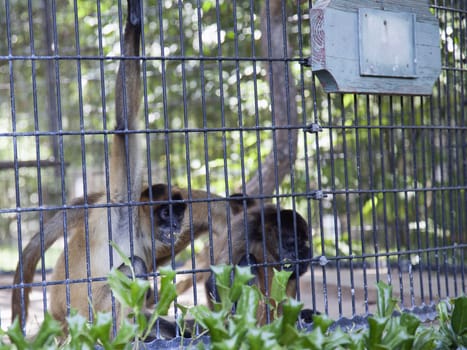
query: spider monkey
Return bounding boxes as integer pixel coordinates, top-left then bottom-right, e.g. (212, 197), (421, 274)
(11, 0), (232, 337)
(205, 203), (311, 324)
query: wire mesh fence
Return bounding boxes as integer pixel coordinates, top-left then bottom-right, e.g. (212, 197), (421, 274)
(0, 0), (465, 343)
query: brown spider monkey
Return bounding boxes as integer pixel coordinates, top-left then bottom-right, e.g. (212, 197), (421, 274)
(205, 202), (312, 324)
(11, 0), (232, 337)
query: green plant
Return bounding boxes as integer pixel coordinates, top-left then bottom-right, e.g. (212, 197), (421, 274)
(436, 296), (467, 349)
(189, 265), (304, 349)
(2, 261), (467, 350)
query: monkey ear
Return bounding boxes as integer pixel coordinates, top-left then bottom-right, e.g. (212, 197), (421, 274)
(229, 193), (257, 215)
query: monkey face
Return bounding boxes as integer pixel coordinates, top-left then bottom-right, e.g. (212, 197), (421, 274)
(273, 209), (310, 279)
(246, 207), (310, 279)
(140, 184), (187, 245)
(234, 206), (310, 297)
(155, 199), (186, 244)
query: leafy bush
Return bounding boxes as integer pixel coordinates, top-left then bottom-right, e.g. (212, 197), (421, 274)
(1, 263), (466, 350)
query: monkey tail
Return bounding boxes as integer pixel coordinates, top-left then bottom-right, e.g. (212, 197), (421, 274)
(109, 0), (142, 205)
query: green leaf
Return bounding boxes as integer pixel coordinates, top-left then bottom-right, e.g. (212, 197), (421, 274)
(270, 269), (293, 305)
(107, 268), (136, 308)
(31, 313), (62, 348)
(347, 331), (365, 350)
(281, 298), (303, 330)
(154, 267), (177, 316)
(130, 278), (151, 310)
(366, 316), (388, 347)
(399, 313), (421, 350)
(142, 268), (178, 339)
(66, 310), (95, 349)
(278, 323), (301, 346)
(437, 300), (451, 324)
(376, 281), (398, 318)
(246, 328), (281, 350)
(452, 296), (467, 336)
(411, 327), (438, 350)
(112, 319), (139, 349)
(323, 327), (352, 350)
(190, 305), (228, 342)
(89, 312), (113, 349)
(438, 322), (458, 347)
(174, 303), (190, 337)
(109, 241), (134, 278)
(230, 265), (255, 303)
(211, 264), (234, 311)
(312, 313), (334, 333)
(400, 312), (420, 336)
(234, 285), (260, 326)
(299, 326), (326, 350)
(381, 317), (413, 349)
(211, 333), (242, 350)
(4, 317), (30, 349)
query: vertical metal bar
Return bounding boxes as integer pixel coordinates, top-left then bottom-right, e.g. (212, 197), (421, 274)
(27, 0), (48, 320)
(448, 0), (461, 297)
(295, 0), (315, 311)
(339, 95), (356, 315)
(365, 95), (380, 282)
(193, 0), (214, 295)
(328, 96), (342, 316)
(431, 81), (442, 300)
(95, 0), (117, 334)
(176, 0), (197, 320)
(5, 0), (26, 331)
(72, 0), (94, 322)
(157, 0), (178, 333)
(218, 0), (234, 271)
(388, 96), (404, 305)
(409, 96), (421, 307)
(48, 0), (71, 318)
(306, 3), (322, 317)
(376, 96), (391, 286)
(439, 4), (450, 298)
(459, 0), (467, 295)
(419, 97), (434, 304)
(400, 96), (415, 307)
(353, 95), (369, 314)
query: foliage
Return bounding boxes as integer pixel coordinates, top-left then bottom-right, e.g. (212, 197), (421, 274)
(1, 263), (467, 349)
(189, 267), (467, 350)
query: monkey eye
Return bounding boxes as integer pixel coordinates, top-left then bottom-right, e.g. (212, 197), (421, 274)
(160, 207), (170, 220)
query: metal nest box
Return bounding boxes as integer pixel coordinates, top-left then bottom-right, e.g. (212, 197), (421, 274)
(310, 0), (441, 95)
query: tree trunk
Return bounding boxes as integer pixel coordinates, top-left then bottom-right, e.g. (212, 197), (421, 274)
(245, 0), (298, 196)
